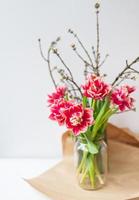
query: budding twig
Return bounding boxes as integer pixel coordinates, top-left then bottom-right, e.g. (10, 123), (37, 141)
(112, 57), (139, 86)
(99, 54), (109, 68)
(68, 29), (95, 70)
(95, 3), (100, 75)
(53, 48), (74, 81)
(38, 38), (57, 88)
(71, 44), (91, 67)
(66, 77), (83, 97)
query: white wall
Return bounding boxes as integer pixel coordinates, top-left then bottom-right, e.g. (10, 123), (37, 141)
(0, 0), (139, 158)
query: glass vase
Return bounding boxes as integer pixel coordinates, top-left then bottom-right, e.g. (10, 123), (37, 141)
(74, 139), (108, 190)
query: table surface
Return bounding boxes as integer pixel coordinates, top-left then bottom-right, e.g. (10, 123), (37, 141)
(0, 158), (61, 200)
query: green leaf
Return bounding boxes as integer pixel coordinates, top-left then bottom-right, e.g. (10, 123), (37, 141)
(92, 98), (110, 139)
(91, 99), (96, 109)
(87, 140), (99, 154)
(82, 96), (87, 108)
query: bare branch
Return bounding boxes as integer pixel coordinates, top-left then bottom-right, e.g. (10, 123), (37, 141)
(112, 57), (139, 86)
(68, 29), (95, 70)
(66, 80), (77, 98)
(70, 44), (93, 79)
(99, 54), (109, 67)
(38, 39), (57, 88)
(130, 67), (139, 74)
(71, 44), (91, 67)
(95, 4), (100, 75)
(56, 67), (79, 99)
(52, 48), (74, 81)
(92, 46), (96, 61)
(38, 38), (48, 62)
(66, 77), (83, 97)
(51, 45), (85, 97)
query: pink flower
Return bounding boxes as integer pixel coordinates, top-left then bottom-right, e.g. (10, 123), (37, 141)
(111, 85), (136, 111)
(82, 74), (111, 100)
(48, 86), (67, 107)
(63, 104), (94, 136)
(49, 99), (73, 126)
(125, 85), (136, 94)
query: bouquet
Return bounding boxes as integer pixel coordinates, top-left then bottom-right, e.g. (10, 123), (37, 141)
(39, 3), (138, 190)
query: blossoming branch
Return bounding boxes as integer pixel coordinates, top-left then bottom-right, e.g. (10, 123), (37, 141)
(38, 3), (139, 103)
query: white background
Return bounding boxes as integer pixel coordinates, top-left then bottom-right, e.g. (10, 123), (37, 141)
(0, 0), (139, 158)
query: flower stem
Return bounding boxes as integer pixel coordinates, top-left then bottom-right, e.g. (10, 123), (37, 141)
(91, 99), (96, 109)
(76, 151), (88, 175)
(94, 156), (104, 185)
(88, 155), (95, 188)
(80, 167), (88, 184)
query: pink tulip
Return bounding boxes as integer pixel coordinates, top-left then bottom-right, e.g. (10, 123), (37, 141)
(111, 85), (135, 111)
(82, 74), (111, 100)
(49, 99), (74, 126)
(48, 86), (67, 107)
(63, 104), (94, 136)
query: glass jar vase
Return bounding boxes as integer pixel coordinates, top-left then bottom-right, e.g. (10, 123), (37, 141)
(74, 139), (108, 190)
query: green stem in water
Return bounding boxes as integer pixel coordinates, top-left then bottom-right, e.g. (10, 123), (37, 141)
(94, 156), (104, 185)
(80, 166), (88, 184)
(76, 151), (88, 175)
(88, 155), (95, 188)
(78, 152), (105, 189)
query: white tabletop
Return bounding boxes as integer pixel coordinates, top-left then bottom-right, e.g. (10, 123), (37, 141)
(0, 158), (61, 200)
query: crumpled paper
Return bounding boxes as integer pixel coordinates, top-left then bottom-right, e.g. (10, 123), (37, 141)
(26, 124), (139, 200)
